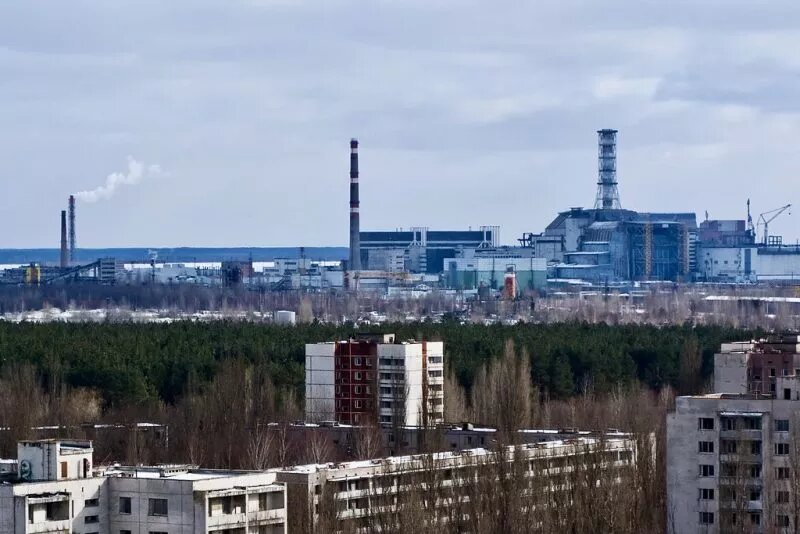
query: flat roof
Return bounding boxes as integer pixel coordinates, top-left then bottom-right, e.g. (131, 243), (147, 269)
(281, 437), (631, 475)
(101, 466), (254, 481)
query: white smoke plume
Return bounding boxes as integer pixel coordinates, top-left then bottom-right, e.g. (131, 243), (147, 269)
(74, 156), (162, 202)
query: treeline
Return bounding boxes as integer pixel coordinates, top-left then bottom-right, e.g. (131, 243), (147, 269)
(0, 321), (755, 408)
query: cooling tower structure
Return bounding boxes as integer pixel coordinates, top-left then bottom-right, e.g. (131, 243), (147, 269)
(349, 138), (361, 271)
(594, 129), (621, 210)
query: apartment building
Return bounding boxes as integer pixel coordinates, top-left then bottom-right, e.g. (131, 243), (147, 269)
(714, 334), (800, 396)
(305, 334), (444, 427)
(668, 335), (800, 534)
(277, 435), (636, 532)
(0, 440), (287, 534)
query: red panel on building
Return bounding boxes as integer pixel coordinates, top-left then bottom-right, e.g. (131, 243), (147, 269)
(334, 341), (378, 424)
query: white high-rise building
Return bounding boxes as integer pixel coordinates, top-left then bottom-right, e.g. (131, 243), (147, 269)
(305, 335), (444, 427)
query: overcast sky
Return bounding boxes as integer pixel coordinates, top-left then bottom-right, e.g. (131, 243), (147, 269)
(1, 1), (799, 248)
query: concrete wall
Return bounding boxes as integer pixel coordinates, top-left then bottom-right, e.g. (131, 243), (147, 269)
(713, 352), (748, 394)
(305, 344), (336, 422)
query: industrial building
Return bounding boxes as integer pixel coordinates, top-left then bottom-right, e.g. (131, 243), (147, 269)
(515, 130), (698, 283)
(667, 334), (800, 534)
(0, 439), (287, 534)
(695, 208), (800, 283)
(359, 226), (500, 274)
(276, 434), (637, 533)
(305, 334), (444, 427)
(444, 255), (547, 294)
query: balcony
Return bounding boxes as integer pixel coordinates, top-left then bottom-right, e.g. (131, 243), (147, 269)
(206, 509), (285, 528)
(27, 520), (71, 534)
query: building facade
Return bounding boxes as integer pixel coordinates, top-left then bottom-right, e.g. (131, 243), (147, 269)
(359, 227), (499, 274)
(668, 335), (800, 533)
(277, 436), (637, 533)
(0, 440), (287, 534)
(305, 335), (444, 427)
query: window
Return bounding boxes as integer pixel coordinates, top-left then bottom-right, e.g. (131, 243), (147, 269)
(120, 531), (132, 534)
(148, 498), (168, 517)
(354, 357), (362, 366)
(354, 400), (362, 409)
(698, 441), (714, 453)
(721, 417), (736, 431)
(428, 356), (443, 364)
(750, 512), (761, 526)
(777, 467), (790, 480)
(776, 491), (790, 504)
(354, 372), (362, 380)
(60, 461), (68, 478)
(749, 489), (761, 502)
(749, 464), (762, 478)
(380, 387), (391, 395)
(428, 370), (443, 378)
(776, 419), (790, 432)
(149, 532), (168, 534)
(775, 442), (790, 455)
(85, 515), (99, 524)
(785, 388), (791, 400)
(698, 488), (714, 500)
(84, 498), (99, 507)
(119, 497), (132, 514)
(743, 416), (761, 430)
(380, 373), (391, 380)
(721, 440), (737, 454)
(771, 368), (777, 377)
(721, 463), (737, 477)
(696, 417), (713, 430)
(751, 441), (762, 455)
(700, 464), (715, 477)
(354, 385), (362, 394)
(777, 515), (790, 528)
(699, 512), (714, 525)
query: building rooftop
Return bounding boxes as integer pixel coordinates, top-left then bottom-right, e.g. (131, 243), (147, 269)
(280, 437), (631, 476)
(99, 465), (257, 481)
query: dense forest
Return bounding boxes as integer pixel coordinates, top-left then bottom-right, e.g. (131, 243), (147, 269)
(0, 320), (756, 408)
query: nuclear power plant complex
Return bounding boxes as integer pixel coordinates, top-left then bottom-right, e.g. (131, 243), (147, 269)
(2, 129), (799, 294)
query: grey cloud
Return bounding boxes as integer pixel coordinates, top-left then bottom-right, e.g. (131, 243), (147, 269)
(0, 1), (799, 247)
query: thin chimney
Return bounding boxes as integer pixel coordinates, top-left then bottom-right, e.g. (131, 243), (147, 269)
(68, 195), (76, 264)
(349, 138), (361, 271)
(60, 210), (68, 268)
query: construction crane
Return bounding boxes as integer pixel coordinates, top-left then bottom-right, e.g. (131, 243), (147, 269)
(757, 203), (792, 245)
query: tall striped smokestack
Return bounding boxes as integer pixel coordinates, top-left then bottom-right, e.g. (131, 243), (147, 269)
(60, 210), (68, 268)
(349, 138), (361, 271)
(68, 195), (76, 264)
